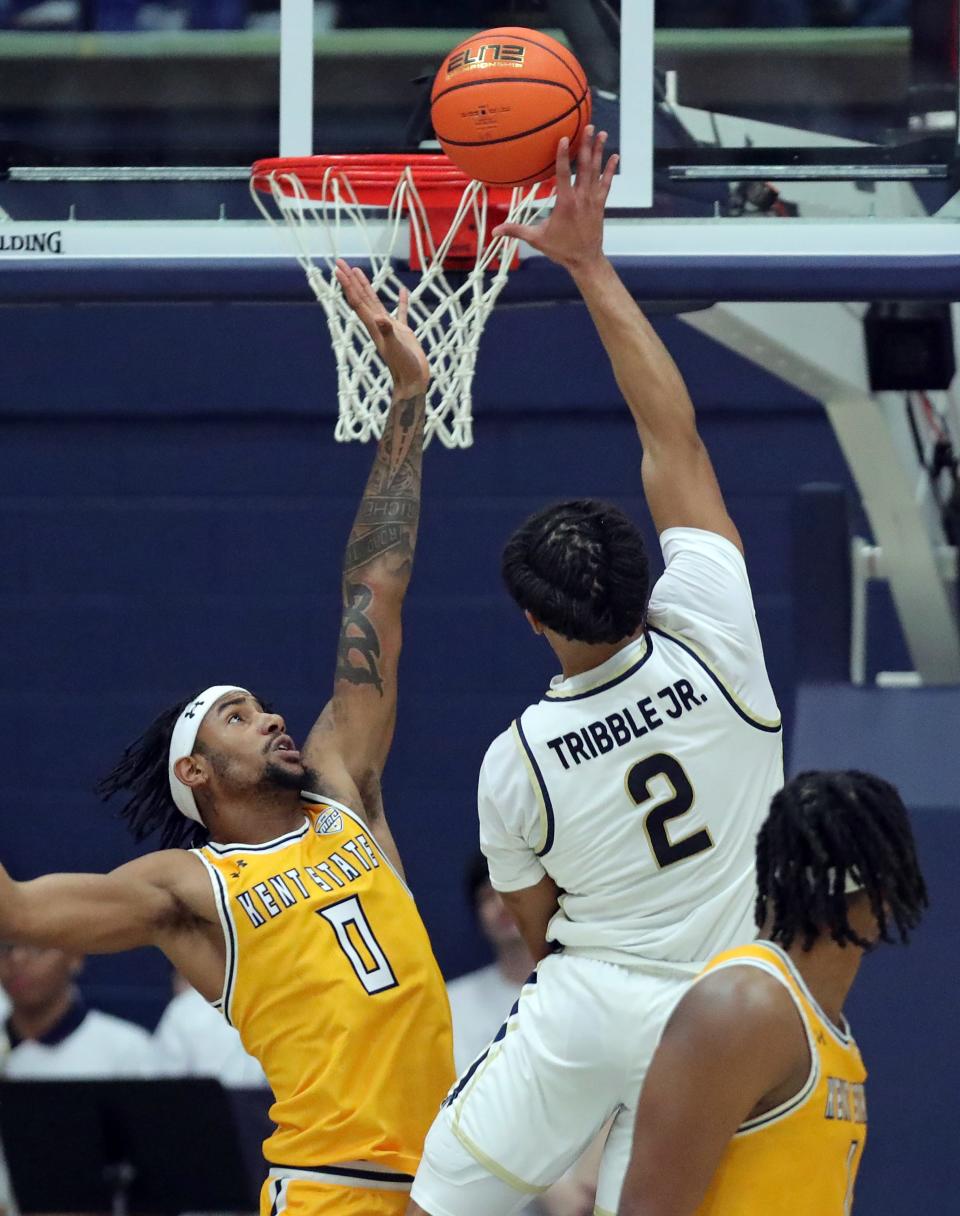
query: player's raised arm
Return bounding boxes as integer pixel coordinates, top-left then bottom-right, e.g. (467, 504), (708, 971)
(494, 129), (740, 551)
(302, 264), (429, 853)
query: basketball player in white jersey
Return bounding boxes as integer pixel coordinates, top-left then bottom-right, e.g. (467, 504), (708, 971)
(409, 128), (784, 1216)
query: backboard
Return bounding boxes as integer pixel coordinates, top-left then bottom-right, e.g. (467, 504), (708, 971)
(2, 0), (956, 254)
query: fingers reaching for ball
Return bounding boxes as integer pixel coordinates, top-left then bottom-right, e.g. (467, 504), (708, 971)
(563, 126), (619, 199)
(493, 127), (617, 271)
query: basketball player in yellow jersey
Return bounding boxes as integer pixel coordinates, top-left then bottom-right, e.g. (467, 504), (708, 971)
(0, 263), (454, 1215)
(617, 770), (928, 1216)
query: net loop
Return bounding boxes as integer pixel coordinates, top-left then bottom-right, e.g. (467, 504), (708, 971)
(250, 154), (554, 449)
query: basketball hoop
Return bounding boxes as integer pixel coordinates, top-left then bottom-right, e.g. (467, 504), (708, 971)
(250, 153), (554, 448)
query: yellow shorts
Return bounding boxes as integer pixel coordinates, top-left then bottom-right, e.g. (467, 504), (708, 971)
(260, 1176), (410, 1216)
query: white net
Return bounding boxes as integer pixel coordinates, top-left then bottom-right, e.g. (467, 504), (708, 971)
(250, 162), (554, 448)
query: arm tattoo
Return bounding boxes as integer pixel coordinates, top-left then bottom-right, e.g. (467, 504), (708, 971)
(334, 390), (426, 694)
(335, 583), (383, 691)
(342, 390), (426, 579)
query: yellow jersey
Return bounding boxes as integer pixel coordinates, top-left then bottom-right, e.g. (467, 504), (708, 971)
(194, 794), (454, 1177)
(695, 942), (867, 1216)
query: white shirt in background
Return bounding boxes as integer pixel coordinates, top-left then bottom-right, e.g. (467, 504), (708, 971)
(154, 986), (267, 1088)
(446, 963), (522, 1075)
(0, 1005), (161, 1079)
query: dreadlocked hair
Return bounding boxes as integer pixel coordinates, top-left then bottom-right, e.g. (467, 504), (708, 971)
(501, 499), (649, 644)
(755, 770), (928, 952)
(97, 693), (210, 850)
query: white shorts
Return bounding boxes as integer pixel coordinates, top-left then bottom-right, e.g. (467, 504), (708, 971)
(411, 951), (694, 1216)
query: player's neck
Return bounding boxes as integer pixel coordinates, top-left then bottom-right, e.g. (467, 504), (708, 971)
(10, 986), (77, 1044)
(784, 938), (864, 1028)
(552, 627), (645, 680)
(206, 788), (306, 846)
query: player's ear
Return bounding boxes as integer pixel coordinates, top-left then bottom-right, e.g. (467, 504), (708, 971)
(524, 610), (544, 636)
(174, 754), (208, 791)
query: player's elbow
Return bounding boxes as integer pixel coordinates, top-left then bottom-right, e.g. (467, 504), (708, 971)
(638, 413), (702, 458)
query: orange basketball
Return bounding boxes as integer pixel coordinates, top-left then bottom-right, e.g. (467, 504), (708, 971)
(431, 26), (591, 188)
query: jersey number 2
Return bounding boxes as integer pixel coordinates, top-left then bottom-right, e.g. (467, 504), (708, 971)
(317, 895), (398, 995)
(626, 753), (713, 869)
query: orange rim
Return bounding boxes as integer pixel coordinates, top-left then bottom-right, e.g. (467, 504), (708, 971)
(251, 153), (549, 207)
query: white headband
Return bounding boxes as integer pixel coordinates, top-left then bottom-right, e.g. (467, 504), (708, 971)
(168, 686), (250, 825)
(776, 866), (864, 896)
(799, 867), (864, 895)
(841, 869), (865, 896)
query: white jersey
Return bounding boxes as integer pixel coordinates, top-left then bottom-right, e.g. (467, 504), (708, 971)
(479, 527), (783, 967)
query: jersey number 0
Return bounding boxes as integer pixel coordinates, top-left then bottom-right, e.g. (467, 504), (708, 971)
(317, 895), (399, 995)
(626, 753), (714, 869)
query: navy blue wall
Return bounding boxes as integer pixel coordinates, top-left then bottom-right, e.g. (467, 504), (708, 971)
(0, 296), (885, 1023)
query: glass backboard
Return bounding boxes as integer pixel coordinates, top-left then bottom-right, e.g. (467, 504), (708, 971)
(0, 0), (956, 262)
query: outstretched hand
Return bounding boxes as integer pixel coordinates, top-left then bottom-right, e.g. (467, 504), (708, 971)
(492, 126), (618, 274)
(334, 260), (430, 395)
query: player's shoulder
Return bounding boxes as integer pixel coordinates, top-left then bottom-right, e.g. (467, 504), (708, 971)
(650, 526), (750, 604)
(117, 847), (203, 881)
(659, 525), (748, 568)
(115, 848), (220, 929)
(673, 958), (798, 1046)
(480, 721), (527, 777)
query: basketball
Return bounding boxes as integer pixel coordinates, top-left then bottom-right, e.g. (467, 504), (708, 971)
(431, 26), (591, 188)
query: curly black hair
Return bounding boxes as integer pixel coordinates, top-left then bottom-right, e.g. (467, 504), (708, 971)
(756, 770), (928, 951)
(97, 692), (211, 850)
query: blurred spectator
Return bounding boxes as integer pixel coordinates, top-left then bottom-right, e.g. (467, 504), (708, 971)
(336, 1), (486, 29)
(0, 943), (163, 1211)
(657, 0), (908, 25)
(154, 973), (267, 1087)
(0, 943), (160, 1078)
(447, 856), (597, 1216)
(447, 851), (534, 1074)
(3, 0), (282, 30)
(814, 0), (909, 23)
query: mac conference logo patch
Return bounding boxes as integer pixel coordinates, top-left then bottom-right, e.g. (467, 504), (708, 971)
(315, 809), (343, 835)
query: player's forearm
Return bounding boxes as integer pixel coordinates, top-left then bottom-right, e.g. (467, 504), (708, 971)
(342, 388), (427, 599)
(618, 1160), (700, 1216)
(331, 389), (426, 695)
(619, 1195), (693, 1216)
(570, 256), (698, 449)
